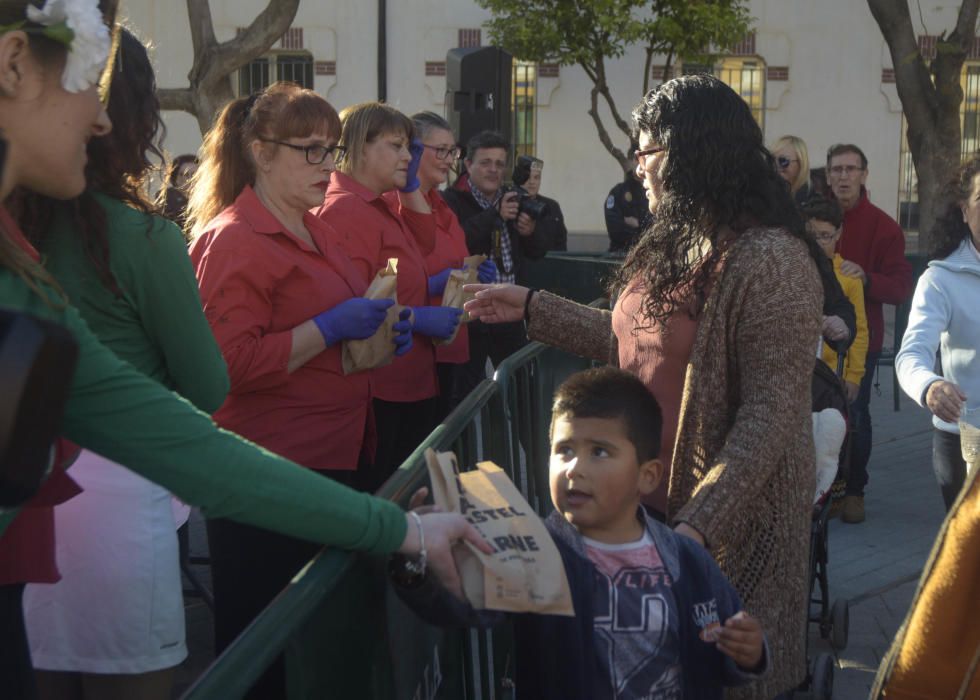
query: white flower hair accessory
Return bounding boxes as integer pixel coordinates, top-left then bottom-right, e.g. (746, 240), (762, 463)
(17, 0), (111, 93)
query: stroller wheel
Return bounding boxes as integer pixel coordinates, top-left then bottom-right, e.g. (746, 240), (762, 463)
(831, 598), (849, 650)
(811, 653), (834, 699)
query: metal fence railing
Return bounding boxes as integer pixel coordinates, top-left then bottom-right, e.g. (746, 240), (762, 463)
(180, 341), (594, 699)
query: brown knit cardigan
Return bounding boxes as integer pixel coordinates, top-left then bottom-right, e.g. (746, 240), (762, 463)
(527, 227), (822, 698)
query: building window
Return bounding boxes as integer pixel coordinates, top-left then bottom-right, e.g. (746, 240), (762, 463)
(238, 52), (314, 96)
(898, 60), (980, 233)
(716, 57), (765, 131)
(512, 61), (537, 159)
(680, 57), (766, 131)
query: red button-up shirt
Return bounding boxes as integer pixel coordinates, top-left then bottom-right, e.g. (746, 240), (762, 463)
(190, 186), (372, 471)
(316, 172), (439, 402)
(414, 188), (471, 364)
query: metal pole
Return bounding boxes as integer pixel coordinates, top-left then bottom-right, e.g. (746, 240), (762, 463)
(377, 0), (387, 101)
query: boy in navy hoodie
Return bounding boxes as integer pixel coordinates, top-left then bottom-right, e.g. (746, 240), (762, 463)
(392, 367), (768, 699)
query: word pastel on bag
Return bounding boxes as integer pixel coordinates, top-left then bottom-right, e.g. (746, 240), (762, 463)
(425, 449), (574, 616)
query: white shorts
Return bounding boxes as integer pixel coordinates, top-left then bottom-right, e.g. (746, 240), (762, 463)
(23, 450), (187, 674)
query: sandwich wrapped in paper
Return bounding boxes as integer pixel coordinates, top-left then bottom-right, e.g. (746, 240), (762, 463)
(434, 254), (488, 346)
(342, 258), (409, 374)
(425, 449), (574, 615)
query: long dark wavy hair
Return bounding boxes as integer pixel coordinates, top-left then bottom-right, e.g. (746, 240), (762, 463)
(928, 155), (980, 261)
(615, 74), (827, 325)
(21, 27), (165, 295)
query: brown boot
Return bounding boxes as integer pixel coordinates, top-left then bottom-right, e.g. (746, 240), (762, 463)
(841, 495), (865, 524)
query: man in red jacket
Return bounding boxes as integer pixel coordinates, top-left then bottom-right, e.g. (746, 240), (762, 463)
(826, 144), (913, 523)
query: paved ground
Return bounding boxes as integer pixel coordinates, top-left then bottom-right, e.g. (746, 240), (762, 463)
(805, 359), (944, 700)
(173, 319), (946, 699)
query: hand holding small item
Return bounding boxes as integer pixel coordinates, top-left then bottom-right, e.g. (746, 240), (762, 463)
(313, 297), (394, 345)
(475, 259), (498, 284)
(715, 611), (765, 671)
(412, 306), (463, 340)
(392, 307), (413, 356)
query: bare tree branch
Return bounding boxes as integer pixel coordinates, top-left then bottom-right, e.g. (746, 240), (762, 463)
(954, 0), (980, 40)
(210, 0), (301, 79)
(585, 75), (629, 174)
(186, 0), (217, 62)
(867, 0), (934, 133)
(157, 88), (195, 114)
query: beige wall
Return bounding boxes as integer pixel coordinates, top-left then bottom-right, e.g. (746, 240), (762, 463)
(122, 0), (965, 245)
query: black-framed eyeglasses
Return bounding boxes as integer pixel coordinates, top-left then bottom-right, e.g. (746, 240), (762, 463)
(633, 146), (664, 165)
(422, 144), (461, 161)
(261, 140), (347, 165)
(776, 156), (799, 170)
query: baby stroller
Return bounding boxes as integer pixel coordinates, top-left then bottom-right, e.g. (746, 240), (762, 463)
(798, 356), (851, 699)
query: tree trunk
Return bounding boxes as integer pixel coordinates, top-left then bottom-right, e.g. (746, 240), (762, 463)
(868, 0), (980, 252)
(156, 0), (301, 134)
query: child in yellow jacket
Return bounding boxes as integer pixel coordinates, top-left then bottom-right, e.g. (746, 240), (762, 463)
(803, 196), (869, 402)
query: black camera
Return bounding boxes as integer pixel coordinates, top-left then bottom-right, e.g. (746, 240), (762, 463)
(503, 155), (548, 220)
(502, 184), (547, 221)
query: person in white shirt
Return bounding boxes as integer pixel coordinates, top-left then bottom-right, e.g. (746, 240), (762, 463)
(897, 156), (980, 510)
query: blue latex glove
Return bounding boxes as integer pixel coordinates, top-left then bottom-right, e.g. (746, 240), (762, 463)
(399, 139), (424, 193)
(476, 259), (498, 284)
(411, 306), (463, 340)
(427, 267), (456, 297)
(313, 297), (394, 346)
(392, 307), (413, 356)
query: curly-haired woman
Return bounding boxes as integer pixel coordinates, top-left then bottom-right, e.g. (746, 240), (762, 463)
(465, 74), (825, 698)
(897, 155), (980, 511)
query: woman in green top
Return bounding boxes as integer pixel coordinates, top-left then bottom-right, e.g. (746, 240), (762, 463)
(0, 3), (487, 696)
(17, 29), (227, 699)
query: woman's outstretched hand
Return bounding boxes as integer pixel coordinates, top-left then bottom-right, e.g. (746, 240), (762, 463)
(398, 510), (493, 600)
(462, 283), (530, 324)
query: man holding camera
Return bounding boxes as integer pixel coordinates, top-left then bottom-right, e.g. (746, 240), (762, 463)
(517, 156), (568, 251)
(442, 130), (549, 401)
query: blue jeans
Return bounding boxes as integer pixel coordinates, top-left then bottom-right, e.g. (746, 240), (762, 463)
(845, 350), (880, 497)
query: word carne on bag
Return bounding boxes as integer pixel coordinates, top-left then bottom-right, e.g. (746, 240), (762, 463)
(425, 449), (573, 616)
(342, 258), (408, 374)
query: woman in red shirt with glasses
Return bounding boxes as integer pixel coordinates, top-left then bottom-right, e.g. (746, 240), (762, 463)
(186, 83), (412, 697)
(315, 103), (462, 489)
(396, 111), (497, 416)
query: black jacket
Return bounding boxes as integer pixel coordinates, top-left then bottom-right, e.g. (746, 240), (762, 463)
(394, 510), (767, 700)
(441, 184), (549, 285)
(531, 193), (568, 251)
(605, 178), (648, 253)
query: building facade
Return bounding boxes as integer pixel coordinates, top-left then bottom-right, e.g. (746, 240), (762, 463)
(126, 0), (967, 250)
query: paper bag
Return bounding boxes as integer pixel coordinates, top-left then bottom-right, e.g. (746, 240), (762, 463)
(342, 258), (408, 374)
(435, 254), (487, 346)
(425, 449), (574, 616)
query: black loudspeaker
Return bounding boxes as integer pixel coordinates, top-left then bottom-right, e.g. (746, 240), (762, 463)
(445, 46), (513, 155)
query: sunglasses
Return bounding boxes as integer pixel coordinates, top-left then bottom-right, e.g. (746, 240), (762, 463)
(776, 156), (798, 170)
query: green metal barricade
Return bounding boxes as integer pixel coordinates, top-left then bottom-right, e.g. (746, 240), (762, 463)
(181, 341), (593, 700)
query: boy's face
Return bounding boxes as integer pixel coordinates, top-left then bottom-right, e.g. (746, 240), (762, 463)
(549, 413), (663, 544)
(807, 219), (841, 258)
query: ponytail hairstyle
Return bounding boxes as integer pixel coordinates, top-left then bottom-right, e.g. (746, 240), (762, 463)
(186, 81), (341, 238)
(336, 102), (414, 178)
